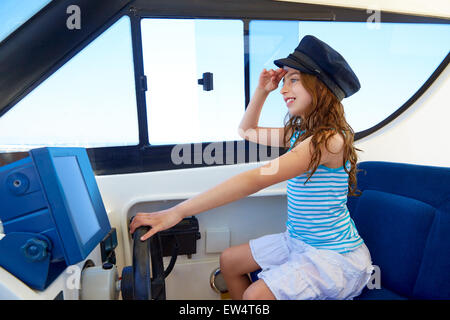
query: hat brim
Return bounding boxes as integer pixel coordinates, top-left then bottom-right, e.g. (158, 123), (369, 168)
(273, 58), (315, 75)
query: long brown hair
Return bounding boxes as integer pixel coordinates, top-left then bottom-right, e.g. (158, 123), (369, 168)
(282, 72), (363, 197)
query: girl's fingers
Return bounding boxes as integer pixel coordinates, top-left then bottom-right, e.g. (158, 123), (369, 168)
(276, 69), (287, 79)
(130, 210), (180, 241)
(276, 70), (288, 83)
(140, 228), (158, 241)
(130, 216), (153, 234)
(131, 218), (157, 240)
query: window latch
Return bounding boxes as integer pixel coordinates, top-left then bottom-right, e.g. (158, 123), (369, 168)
(140, 75), (147, 92)
(198, 72), (213, 91)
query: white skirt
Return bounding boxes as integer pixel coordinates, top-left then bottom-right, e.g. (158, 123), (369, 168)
(249, 231), (374, 300)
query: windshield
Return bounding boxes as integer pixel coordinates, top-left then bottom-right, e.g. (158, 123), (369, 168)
(0, 0), (52, 43)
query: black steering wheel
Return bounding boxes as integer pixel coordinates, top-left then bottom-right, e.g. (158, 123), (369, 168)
(121, 224), (178, 300)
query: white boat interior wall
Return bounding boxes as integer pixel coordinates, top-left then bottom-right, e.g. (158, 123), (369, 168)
(96, 62), (450, 299)
(356, 63), (450, 167)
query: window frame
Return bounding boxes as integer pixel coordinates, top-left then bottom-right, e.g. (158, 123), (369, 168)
(0, 0), (448, 175)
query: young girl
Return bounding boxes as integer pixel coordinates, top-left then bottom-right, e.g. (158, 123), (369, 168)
(130, 35), (374, 300)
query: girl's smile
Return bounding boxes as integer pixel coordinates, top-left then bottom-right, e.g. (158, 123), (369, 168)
(285, 97), (296, 107)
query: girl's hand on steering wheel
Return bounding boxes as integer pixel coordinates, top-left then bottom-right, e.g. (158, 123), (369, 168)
(129, 208), (185, 241)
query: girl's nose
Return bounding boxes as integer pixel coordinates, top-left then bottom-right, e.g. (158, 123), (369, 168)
(280, 80), (288, 94)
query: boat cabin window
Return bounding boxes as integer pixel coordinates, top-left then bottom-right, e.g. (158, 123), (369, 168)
(251, 20), (450, 132)
(0, 16), (138, 152)
(141, 19), (245, 145)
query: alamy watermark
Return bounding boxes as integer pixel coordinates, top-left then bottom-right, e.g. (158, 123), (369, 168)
(366, 6), (381, 30)
(66, 5), (81, 30)
(367, 265), (381, 290)
(65, 4), (380, 31)
(65, 265), (81, 290)
(170, 128), (281, 175)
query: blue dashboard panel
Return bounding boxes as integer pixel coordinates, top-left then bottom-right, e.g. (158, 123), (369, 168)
(0, 157), (47, 221)
(29, 147), (111, 265)
(53, 156), (101, 245)
(0, 147), (111, 289)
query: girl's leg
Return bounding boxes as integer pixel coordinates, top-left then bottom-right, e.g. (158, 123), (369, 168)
(220, 243), (260, 300)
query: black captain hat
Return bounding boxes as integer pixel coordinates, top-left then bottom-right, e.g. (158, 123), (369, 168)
(274, 35), (361, 101)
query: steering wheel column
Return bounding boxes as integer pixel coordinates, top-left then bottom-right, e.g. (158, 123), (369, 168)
(121, 225), (178, 300)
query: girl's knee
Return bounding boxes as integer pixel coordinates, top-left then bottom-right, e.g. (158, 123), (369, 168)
(242, 284), (263, 300)
(220, 243), (258, 277)
(242, 286), (256, 300)
(219, 247), (234, 274)
(242, 280), (276, 300)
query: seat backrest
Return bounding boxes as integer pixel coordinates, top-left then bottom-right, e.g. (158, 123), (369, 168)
(347, 161), (450, 299)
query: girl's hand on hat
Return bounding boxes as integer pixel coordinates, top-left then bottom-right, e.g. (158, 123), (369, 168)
(258, 68), (288, 93)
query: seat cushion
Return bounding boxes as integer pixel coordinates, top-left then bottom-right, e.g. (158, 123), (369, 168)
(348, 161), (450, 299)
(412, 203), (450, 299)
(354, 286), (407, 300)
(350, 189), (435, 298)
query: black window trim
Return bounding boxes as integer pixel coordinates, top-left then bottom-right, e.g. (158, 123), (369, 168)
(0, 0), (448, 175)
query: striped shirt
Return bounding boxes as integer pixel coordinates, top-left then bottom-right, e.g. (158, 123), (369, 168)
(286, 129), (363, 253)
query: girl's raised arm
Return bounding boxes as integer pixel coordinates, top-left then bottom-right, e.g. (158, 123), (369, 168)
(238, 68), (290, 148)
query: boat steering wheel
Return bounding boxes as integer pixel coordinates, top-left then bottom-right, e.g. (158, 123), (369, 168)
(121, 223), (178, 300)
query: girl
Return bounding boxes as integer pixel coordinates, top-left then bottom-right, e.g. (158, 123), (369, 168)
(130, 35), (374, 300)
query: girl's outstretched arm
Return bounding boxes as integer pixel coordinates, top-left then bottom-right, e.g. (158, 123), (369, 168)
(130, 133), (344, 241)
(130, 169), (265, 241)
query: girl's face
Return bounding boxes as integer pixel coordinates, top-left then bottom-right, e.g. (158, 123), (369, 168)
(280, 66), (313, 118)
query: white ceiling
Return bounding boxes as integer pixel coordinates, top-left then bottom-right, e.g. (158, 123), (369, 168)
(275, 0), (450, 19)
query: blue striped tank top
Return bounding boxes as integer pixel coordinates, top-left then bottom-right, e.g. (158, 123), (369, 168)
(286, 129), (363, 253)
